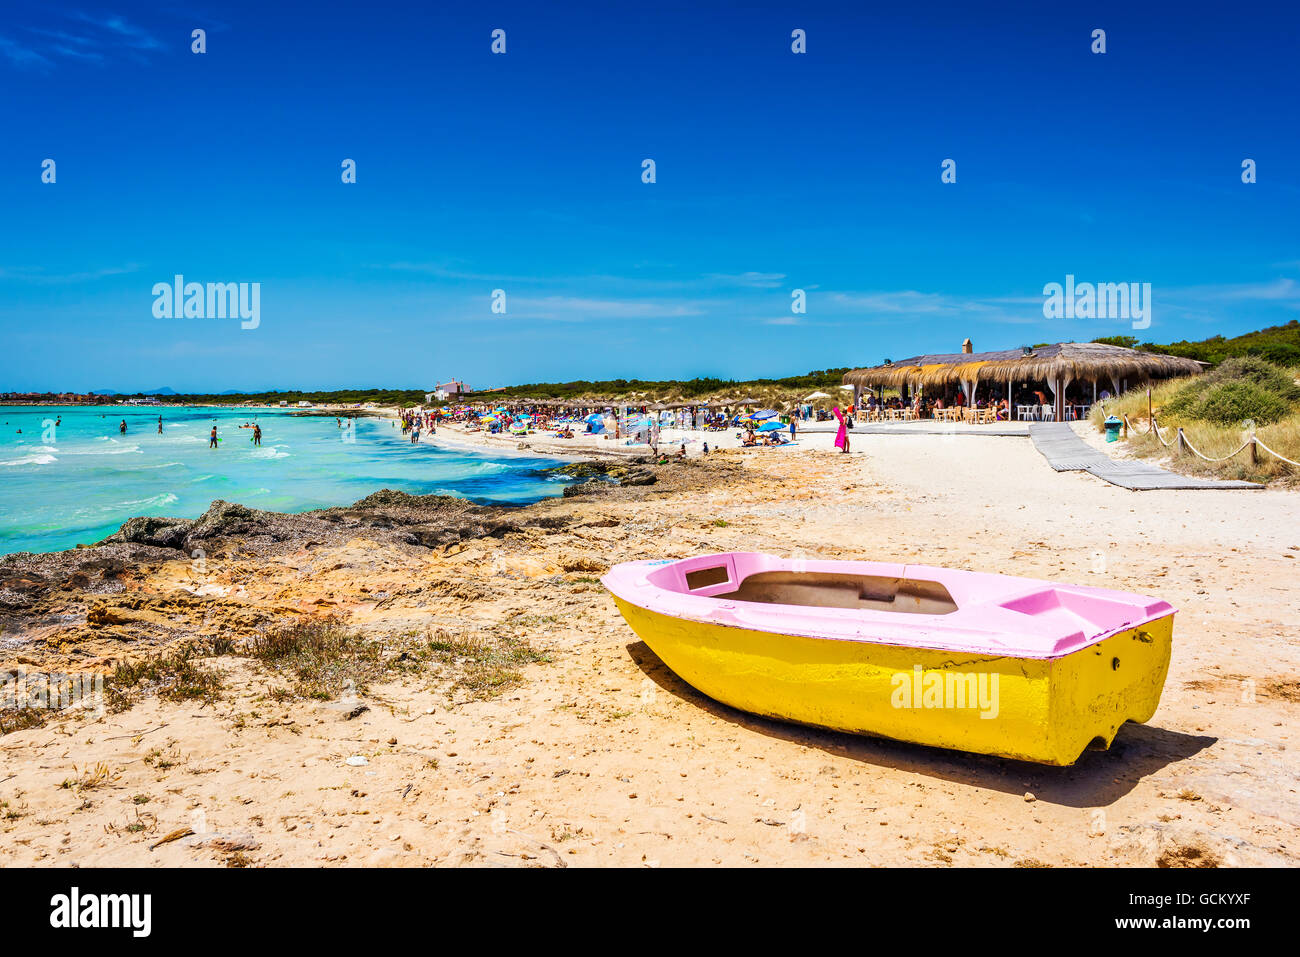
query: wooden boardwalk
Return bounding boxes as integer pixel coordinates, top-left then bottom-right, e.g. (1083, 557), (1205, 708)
(1028, 423), (1262, 490)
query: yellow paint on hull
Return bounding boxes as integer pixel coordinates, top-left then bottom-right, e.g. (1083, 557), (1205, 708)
(614, 597), (1173, 765)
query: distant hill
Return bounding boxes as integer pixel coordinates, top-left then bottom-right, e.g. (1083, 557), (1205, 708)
(1095, 319), (1300, 367)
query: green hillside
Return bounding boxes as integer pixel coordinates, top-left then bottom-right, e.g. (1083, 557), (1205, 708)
(1094, 319), (1300, 366)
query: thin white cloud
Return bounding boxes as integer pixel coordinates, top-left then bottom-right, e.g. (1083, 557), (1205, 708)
(1175, 278), (1298, 302)
(704, 271), (787, 289)
(0, 35), (52, 69)
(827, 290), (953, 314)
(3, 13), (165, 69)
(71, 13), (163, 51)
(0, 264), (141, 283)
(509, 295), (705, 321)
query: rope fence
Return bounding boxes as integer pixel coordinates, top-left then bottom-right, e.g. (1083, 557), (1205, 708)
(1117, 413), (1299, 469)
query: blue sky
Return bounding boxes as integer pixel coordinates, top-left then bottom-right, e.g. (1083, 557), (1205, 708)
(1, 0), (1297, 393)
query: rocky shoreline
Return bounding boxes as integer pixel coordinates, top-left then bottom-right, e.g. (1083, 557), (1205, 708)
(0, 454), (739, 670)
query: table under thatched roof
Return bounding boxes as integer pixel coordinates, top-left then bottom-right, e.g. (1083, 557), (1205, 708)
(843, 341), (1204, 389)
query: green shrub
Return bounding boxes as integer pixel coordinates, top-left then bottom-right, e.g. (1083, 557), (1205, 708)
(1150, 356), (1298, 427)
(1206, 356), (1300, 400)
(1191, 381), (1290, 427)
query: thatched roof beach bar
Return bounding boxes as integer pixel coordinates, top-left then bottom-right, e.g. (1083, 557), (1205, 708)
(843, 341), (1204, 421)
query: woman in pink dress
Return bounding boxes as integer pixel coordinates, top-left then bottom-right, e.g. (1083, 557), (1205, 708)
(833, 405), (849, 453)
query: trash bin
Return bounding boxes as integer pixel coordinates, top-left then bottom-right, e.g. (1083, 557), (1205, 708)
(1104, 416), (1122, 443)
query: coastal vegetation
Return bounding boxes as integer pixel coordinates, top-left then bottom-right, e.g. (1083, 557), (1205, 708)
(3, 616), (554, 738)
(107, 640), (226, 712)
(1093, 318), (1300, 367)
(246, 619), (391, 702)
(1091, 356), (1300, 484)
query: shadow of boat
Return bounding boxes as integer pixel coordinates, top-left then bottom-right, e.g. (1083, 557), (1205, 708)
(626, 640), (1215, 808)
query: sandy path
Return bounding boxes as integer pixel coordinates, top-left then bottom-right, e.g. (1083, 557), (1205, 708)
(1, 436), (1296, 867)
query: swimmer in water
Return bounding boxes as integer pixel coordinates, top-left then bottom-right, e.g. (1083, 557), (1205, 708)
(209, 425), (219, 448)
(119, 420), (127, 434)
(252, 424), (262, 446)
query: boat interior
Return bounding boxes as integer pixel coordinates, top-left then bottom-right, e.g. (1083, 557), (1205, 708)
(695, 569), (959, 616)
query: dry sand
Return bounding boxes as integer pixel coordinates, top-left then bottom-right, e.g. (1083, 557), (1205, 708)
(1, 430), (1296, 867)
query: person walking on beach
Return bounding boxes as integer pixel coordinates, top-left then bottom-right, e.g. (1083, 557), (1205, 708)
(833, 405), (850, 454)
(209, 425), (219, 448)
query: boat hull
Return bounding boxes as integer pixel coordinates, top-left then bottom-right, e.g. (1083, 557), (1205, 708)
(612, 596), (1173, 766)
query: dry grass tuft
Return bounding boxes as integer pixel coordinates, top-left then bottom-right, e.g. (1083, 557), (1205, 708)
(60, 761), (118, 791)
(425, 627), (548, 702)
(245, 619), (387, 701)
(107, 643), (225, 712)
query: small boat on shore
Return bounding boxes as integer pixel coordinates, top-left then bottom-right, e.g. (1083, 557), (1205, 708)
(603, 553), (1175, 765)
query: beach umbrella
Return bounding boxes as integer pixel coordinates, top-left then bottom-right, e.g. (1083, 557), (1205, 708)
(758, 421), (788, 432)
(750, 409), (779, 420)
(804, 391), (831, 401)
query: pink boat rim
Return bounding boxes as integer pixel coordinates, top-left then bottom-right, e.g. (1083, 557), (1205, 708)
(602, 552), (1176, 660)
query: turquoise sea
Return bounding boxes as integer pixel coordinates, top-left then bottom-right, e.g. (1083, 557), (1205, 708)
(0, 406), (576, 556)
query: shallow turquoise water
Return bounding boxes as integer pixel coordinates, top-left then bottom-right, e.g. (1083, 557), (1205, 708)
(0, 406), (576, 556)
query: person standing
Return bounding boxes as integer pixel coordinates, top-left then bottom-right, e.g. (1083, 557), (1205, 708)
(209, 425), (219, 448)
(833, 405), (850, 454)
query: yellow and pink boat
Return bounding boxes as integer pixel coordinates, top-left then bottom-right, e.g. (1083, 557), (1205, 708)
(604, 553), (1175, 765)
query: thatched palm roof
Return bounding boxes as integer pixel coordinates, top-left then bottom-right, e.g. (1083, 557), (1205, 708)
(843, 342), (1204, 389)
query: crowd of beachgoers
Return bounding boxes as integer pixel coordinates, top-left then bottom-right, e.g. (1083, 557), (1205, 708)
(394, 401), (860, 456)
(391, 388), (1103, 458)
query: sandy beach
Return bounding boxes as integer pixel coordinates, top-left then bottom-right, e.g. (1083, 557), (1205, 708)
(418, 416), (876, 457)
(1, 427), (1295, 868)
